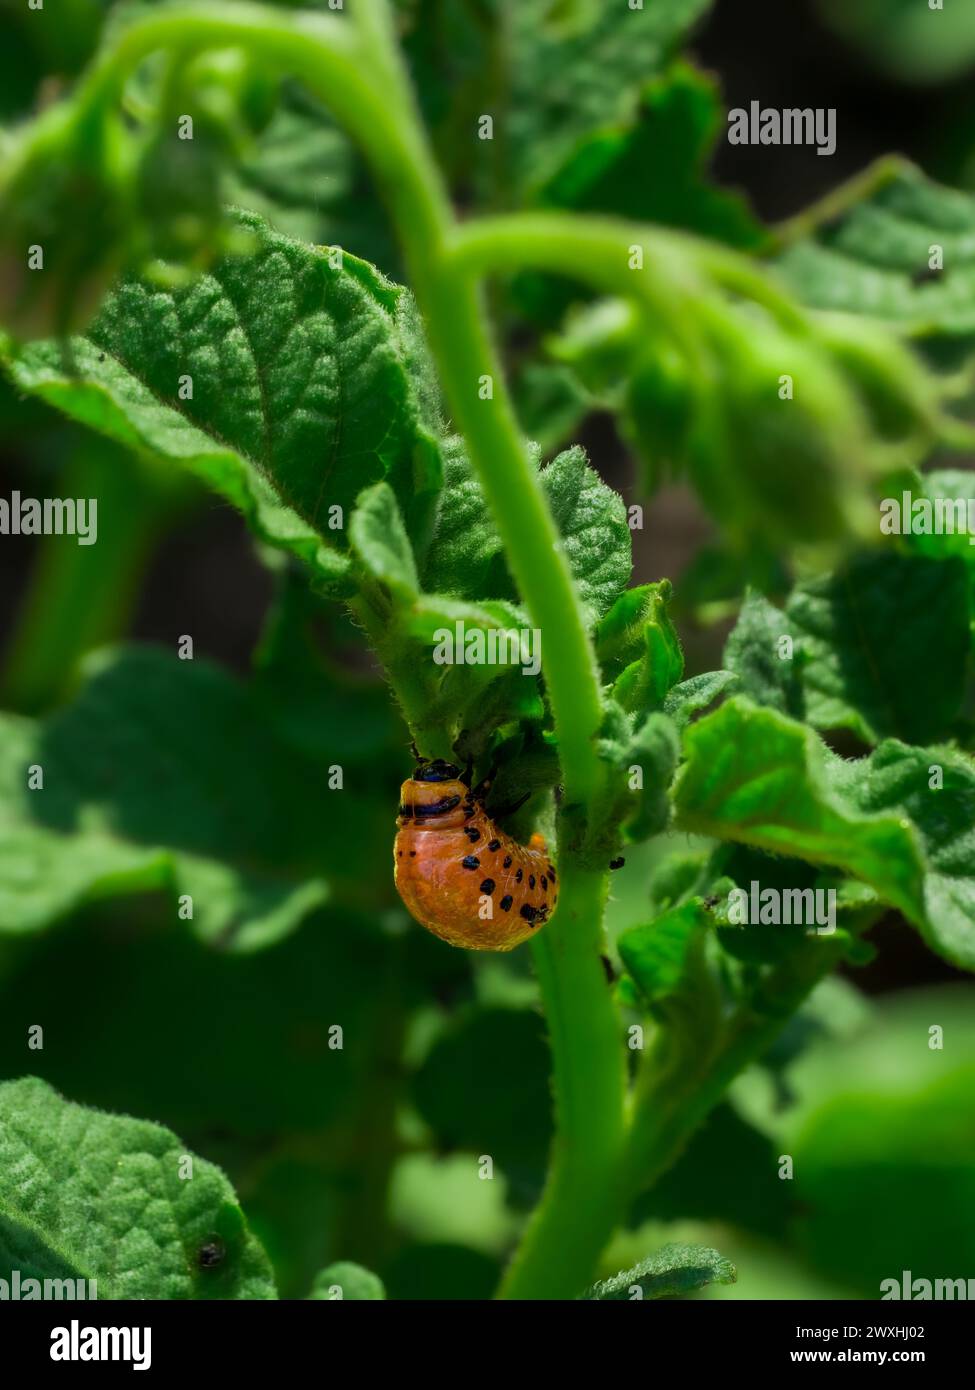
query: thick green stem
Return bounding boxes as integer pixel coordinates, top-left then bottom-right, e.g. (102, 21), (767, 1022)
(500, 863), (626, 1299)
(406, 266), (607, 802)
(402, 259), (626, 1297)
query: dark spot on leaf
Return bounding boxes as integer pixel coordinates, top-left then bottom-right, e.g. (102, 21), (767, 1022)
(600, 954), (616, 984)
(198, 1238), (226, 1270)
(609, 857), (625, 870)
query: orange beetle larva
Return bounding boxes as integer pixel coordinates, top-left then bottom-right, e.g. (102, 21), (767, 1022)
(393, 758), (558, 951)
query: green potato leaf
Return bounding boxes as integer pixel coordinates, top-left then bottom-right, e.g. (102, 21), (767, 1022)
(0, 1077), (275, 1299)
(509, 0), (713, 197)
(1, 210), (445, 592)
(663, 669), (739, 730)
(582, 1242), (736, 1300)
(540, 62), (763, 249)
(777, 163), (975, 345)
(786, 551), (971, 745)
(723, 589), (804, 718)
(675, 696), (975, 971)
(422, 440), (632, 623)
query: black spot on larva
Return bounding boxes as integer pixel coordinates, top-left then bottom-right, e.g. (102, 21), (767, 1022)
(503, 855), (512, 869)
(198, 1238), (226, 1270)
(515, 869), (523, 883)
(462, 855), (480, 870)
(499, 895), (513, 911)
(520, 904), (540, 923)
(609, 856), (625, 870)
(398, 850), (402, 857)
(410, 850), (416, 857)
(529, 875), (535, 889)
(480, 878), (496, 895)
(412, 794), (462, 818)
(464, 826), (481, 842)
(541, 876), (547, 890)
(464, 809), (476, 820)
(548, 866), (556, 880)
(488, 839), (501, 852)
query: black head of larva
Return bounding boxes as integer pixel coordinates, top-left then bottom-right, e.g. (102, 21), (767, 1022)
(415, 759), (461, 782)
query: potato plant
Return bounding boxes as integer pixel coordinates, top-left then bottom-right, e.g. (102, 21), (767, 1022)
(0, 0), (974, 1303)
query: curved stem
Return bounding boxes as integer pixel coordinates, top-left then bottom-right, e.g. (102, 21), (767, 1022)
(78, 0), (628, 1299)
(451, 213), (693, 318)
(450, 212), (814, 339)
(408, 266), (607, 802)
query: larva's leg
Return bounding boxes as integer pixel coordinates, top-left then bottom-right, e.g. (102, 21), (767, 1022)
(491, 790), (531, 818)
(472, 760), (500, 802)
